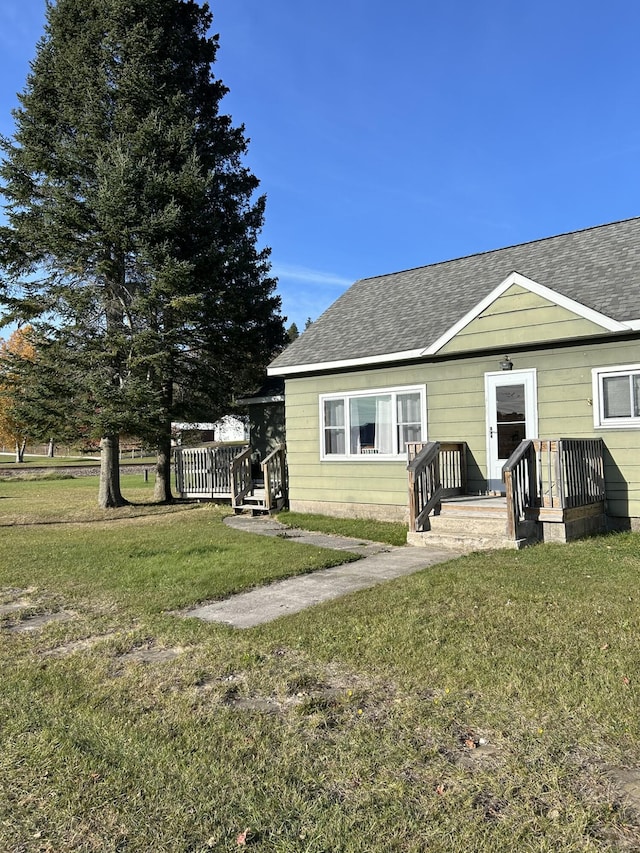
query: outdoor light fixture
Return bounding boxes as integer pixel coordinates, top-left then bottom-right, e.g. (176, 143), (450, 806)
(500, 355), (513, 371)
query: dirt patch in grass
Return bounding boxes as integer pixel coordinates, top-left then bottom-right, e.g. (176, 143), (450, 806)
(116, 643), (188, 666)
(0, 587), (37, 614)
(6, 610), (76, 633)
(605, 766), (640, 814)
(191, 646), (400, 730)
(41, 632), (120, 658)
(0, 598), (33, 615)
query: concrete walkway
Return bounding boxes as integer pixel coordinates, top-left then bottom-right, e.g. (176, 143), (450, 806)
(182, 515), (456, 629)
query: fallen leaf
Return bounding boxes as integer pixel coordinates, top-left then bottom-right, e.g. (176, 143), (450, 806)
(600, 643), (609, 651)
(436, 784), (445, 796)
(623, 677), (630, 685)
(464, 738), (477, 749)
(237, 828), (250, 846)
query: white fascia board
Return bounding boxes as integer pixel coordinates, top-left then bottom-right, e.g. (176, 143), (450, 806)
(267, 346), (425, 377)
(268, 272), (637, 376)
(422, 271), (630, 357)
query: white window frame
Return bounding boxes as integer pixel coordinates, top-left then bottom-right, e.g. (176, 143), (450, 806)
(592, 363), (640, 429)
(319, 384), (427, 461)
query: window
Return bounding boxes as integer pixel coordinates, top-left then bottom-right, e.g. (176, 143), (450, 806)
(320, 386), (426, 459)
(593, 364), (640, 428)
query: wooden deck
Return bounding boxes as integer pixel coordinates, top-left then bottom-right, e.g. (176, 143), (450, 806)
(174, 443), (287, 513)
(408, 439), (607, 547)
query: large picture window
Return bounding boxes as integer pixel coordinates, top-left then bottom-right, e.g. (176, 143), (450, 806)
(593, 364), (640, 428)
(320, 386), (426, 459)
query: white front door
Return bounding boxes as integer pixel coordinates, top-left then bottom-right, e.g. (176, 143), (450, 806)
(485, 369), (538, 492)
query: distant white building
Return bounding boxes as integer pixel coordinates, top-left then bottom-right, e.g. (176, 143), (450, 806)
(172, 415), (248, 445)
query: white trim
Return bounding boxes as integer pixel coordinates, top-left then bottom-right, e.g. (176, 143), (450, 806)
(592, 363), (640, 429)
(424, 272), (629, 356)
(268, 347), (425, 377)
(268, 272), (635, 376)
(319, 384), (427, 461)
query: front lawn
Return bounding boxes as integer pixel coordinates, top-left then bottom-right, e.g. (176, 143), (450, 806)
(1, 476), (639, 851)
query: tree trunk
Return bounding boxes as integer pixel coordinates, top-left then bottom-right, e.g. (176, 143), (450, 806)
(154, 427), (174, 503)
(98, 434), (128, 508)
(15, 438), (26, 464)
(47, 437), (55, 457)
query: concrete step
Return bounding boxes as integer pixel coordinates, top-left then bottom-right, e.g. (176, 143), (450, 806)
(429, 514), (509, 537)
(407, 530), (528, 552)
(439, 498), (507, 519)
(407, 511), (532, 552)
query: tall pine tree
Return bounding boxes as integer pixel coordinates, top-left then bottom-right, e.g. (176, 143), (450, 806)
(0, 0), (284, 506)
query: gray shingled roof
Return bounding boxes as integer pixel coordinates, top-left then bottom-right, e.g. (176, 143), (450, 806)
(269, 217), (640, 373)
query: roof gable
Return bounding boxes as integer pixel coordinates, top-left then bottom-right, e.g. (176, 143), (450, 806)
(269, 218), (640, 376)
(430, 272), (627, 356)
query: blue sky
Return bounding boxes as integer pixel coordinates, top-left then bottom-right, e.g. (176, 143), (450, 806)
(1, 1), (640, 331)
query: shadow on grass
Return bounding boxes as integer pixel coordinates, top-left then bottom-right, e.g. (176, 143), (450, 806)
(0, 501), (204, 527)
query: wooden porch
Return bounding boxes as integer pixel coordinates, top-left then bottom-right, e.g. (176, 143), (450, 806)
(407, 439), (607, 550)
(174, 443), (287, 513)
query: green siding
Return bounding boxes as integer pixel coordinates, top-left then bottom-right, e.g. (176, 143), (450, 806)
(439, 284), (607, 355)
(284, 336), (640, 520)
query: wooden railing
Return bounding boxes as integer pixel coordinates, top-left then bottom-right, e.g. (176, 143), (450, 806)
(408, 442), (441, 533)
(174, 444), (247, 497)
(438, 442), (467, 496)
(502, 440), (536, 541)
(503, 438), (605, 539)
(231, 445), (253, 508)
(560, 438), (606, 507)
(262, 444), (287, 510)
(407, 441), (468, 532)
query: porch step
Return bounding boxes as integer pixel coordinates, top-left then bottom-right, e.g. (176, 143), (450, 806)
(236, 489), (267, 512)
(407, 528), (529, 552)
(439, 496), (508, 519)
(408, 498), (531, 552)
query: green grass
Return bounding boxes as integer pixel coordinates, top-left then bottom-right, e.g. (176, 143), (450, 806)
(0, 453), (156, 469)
(0, 473), (175, 523)
(277, 509), (408, 546)
(0, 478), (356, 613)
(1, 478), (640, 851)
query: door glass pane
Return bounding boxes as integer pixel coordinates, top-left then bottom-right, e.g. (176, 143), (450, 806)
(496, 383), (525, 459)
(603, 376), (631, 418)
(496, 384), (525, 422)
(498, 421), (526, 458)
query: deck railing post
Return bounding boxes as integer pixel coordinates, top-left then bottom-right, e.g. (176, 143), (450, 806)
(407, 441), (442, 533)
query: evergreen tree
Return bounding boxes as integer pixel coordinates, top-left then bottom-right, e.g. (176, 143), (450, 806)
(0, 0), (285, 506)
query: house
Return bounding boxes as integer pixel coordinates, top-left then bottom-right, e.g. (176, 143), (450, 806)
(267, 217), (640, 546)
